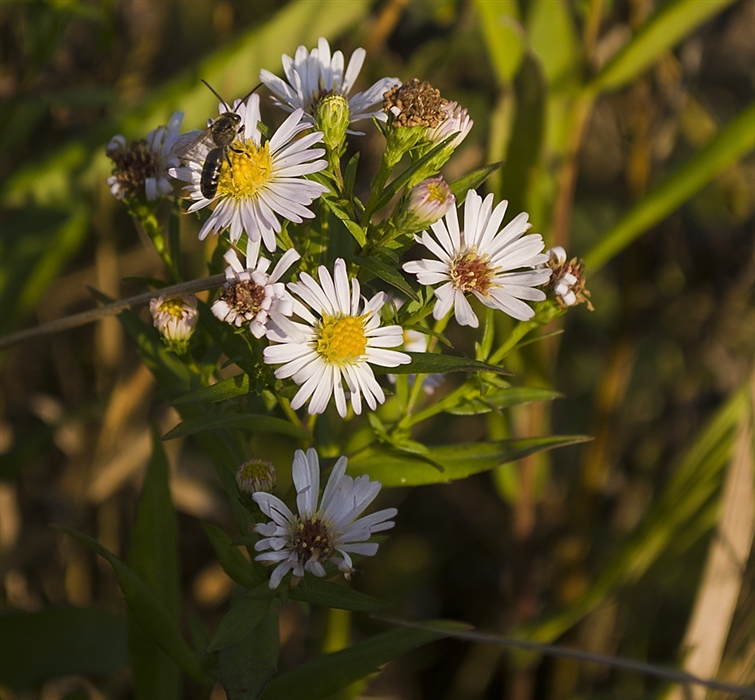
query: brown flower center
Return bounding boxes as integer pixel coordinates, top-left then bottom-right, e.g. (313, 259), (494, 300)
(219, 279), (266, 317)
(292, 516), (334, 564)
(450, 249), (495, 295)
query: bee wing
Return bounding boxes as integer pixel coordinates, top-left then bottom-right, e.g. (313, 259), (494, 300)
(173, 128), (211, 161)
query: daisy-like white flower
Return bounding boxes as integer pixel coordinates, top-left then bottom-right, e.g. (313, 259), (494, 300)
(403, 189), (552, 326)
(107, 111), (184, 202)
(211, 238), (299, 336)
(260, 37), (399, 127)
(171, 93), (327, 252)
(253, 448), (397, 589)
(149, 293), (198, 353)
(263, 259), (411, 417)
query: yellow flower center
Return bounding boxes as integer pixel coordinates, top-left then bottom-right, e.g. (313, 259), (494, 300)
(450, 248), (495, 295)
(316, 314), (368, 364)
(157, 298), (185, 318)
(426, 181), (448, 204)
(216, 141), (274, 200)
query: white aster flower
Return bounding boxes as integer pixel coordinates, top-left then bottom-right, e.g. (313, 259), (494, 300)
(211, 238), (299, 336)
(403, 189), (552, 326)
(171, 93), (327, 252)
(253, 448), (397, 589)
(149, 293), (198, 353)
(107, 111), (184, 202)
(263, 258), (411, 417)
(260, 36), (399, 128)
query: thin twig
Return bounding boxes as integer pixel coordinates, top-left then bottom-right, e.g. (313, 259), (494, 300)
(0, 274), (226, 350)
(375, 617), (755, 697)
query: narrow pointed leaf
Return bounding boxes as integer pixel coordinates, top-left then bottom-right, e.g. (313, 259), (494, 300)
(172, 374), (251, 405)
(447, 387), (562, 415)
(163, 413), (310, 441)
(260, 621), (466, 700)
(354, 255), (419, 301)
(586, 0), (737, 95)
(202, 523), (263, 589)
(218, 597), (280, 699)
(128, 433), (182, 699)
(450, 162), (505, 200)
(288, 577), (390, 612)
(348, 436), (591, 486)
(372, 352), (513, 376)
(208, 595), (272, 652)
(585, 103), (755, 271)
(56, 527), (207, 682)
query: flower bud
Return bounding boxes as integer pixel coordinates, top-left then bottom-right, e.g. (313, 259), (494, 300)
(315, 93), (351, 152)
(236, 458), (276, 495)
(149, 294), (198, 354)
(394, 176), (454, 233)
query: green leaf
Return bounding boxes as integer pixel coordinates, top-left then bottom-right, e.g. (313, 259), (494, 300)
(348, 436), (591, 487)
(526, 0), (579, 86)
(373, 352), (513, 377)
(584, 102), (755, 271)
(321, 190), (367, 246)
(449, 162), (505, 201)
(586, 0), (738, 95)
(288, 577), (391, 612)
(0, 607), (128, 691)
(56, 527), (208, 682)
(218, 597), (280, 699)
(202, 523), (262, 589)
(209, 595), (272, 652)
(260, 622), (465, 700)
(172, 374), (251, 405)
(498, 52), (547, 218)
(128, 433), (182, 699)
(524, 385), (750, 646)
(447, 387), (563, 415)
(354, 255), (419, 301)
(164, 412), (311, 441)
(473, 0), (524, 86)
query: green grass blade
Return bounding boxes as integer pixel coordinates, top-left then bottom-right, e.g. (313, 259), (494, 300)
(584, 102), (755, 272)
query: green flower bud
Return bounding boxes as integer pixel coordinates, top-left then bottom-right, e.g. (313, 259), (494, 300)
(315, 93), (351, 152)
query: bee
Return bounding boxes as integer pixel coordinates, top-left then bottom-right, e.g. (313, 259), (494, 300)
(181, 80), (260, 199)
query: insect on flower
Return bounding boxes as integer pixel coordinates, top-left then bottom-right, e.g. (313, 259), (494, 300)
(178, 80), (260, 199)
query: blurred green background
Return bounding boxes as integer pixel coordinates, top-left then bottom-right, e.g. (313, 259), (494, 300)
(1, 0), (753, 698)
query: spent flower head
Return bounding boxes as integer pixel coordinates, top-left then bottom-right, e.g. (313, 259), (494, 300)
(263, 259), (411, 417)
(544, 247), (594, 311)
(260, 37), (399, 129)
(149, 293), (198, 354)
(404, 189), (551, 326)
(171, 93), (327, 252)
(107, 112), (184, 202)
(253, 448), (397, 589)
(211, 240), (299, 336)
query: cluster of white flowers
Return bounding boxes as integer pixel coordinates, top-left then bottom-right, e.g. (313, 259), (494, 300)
(108, 38), (594, 589)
